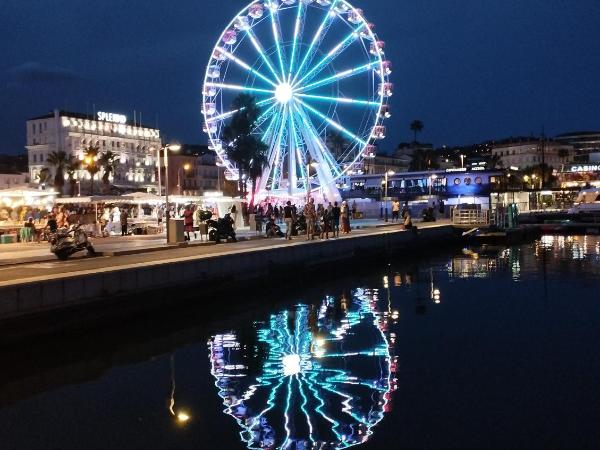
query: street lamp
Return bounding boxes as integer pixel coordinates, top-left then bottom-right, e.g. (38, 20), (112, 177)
(178, 163), (191, 195)
(163, 143), (181, 241)
(459, 154), (465, 169)
(384, 169), (394, 222)
(153, 146), (162, 196)
(306, 158), (318, 200)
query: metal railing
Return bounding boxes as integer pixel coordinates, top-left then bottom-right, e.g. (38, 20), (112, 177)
(452, 209), (490, 226)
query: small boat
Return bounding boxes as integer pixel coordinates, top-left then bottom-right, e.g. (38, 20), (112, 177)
(568, 188), (600, 215)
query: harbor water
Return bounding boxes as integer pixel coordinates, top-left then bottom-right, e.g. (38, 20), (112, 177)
(1, 235), (599, 450)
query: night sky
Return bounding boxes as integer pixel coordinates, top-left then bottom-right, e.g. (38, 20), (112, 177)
(1, 0), (599, 155)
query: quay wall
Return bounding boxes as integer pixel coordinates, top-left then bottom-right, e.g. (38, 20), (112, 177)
(0, 226), (457, 322)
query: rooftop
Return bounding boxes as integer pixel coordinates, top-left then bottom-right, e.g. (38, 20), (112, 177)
(28, 110), (159, 130)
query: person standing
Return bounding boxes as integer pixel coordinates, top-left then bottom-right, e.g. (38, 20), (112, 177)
(284, 200), (294, 240)
(392, 200), (400, 222)
(331, 201), (341, 238)
(304, 197), (316, 240)
(320, 207), (331, 239)
(183, 205), (194, 241)
(120, 208), (128, 236)
(341, 201), (351, 234)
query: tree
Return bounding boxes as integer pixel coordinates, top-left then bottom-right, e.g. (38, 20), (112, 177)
(410, 120), (424, 143)
(65, 156), (80, 197)
(98, 151), (118, 193)
(327, 131), (349, 159)
(36, 167), (51, 187)
(409, 148), (439, 171)
(83, 145), (100, 195)
(222, 94), (265, 198)
(247, 142), (269, 208)
(46, 150), (69, 195)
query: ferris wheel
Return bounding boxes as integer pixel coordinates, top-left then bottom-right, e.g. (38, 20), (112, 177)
(202, 0), (391, 200)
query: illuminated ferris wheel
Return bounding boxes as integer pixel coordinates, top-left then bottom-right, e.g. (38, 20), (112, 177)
(202, 0), (391, 200)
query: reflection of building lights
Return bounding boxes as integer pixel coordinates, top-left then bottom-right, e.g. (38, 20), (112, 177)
(391, 310), (399, 320)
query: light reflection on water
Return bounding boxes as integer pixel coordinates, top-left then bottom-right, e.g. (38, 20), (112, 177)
(208, 289), (398, 450)
(0, 235), (599, 450)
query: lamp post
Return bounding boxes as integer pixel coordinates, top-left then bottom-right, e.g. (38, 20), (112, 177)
(306, 159), (318, 200)
(460, 154), (465, 169)
(163, 143), (181, 241)
(178, 163), (191, 195)
(384, 169), (395, 222)
(154, 146), (162, 196)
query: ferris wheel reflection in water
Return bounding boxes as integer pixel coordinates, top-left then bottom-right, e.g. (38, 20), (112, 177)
(208, 288), (398, 449)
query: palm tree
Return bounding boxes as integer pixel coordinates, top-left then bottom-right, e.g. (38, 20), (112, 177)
(410, 120), (424, 143)
(98, 151), (118, 193)
(46, 150), (69, 195)
(247, 141), (269, 208)
(222, 94), (264, 198)
(83, 145), (100, 195)
(65, 156), (80, 197)
(327, 131), (348, 158)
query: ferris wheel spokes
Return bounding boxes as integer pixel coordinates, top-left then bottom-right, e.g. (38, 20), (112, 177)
(268, 3), (287, 79)
(287, 1), (306, 80)
(293, 23), (365, 89)
(297, 61), (378, 93)
(205, 82), (274, 95)
(215, 46), (278, 88)
(208, 97), (276, 123)
(296, 98), (368, 147)
(246, 27), (282, 84)
(291, 0), (339, 86)
(296, 92), (380, 107)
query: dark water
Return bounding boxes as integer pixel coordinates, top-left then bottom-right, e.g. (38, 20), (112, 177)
(1, 236), (600, 450)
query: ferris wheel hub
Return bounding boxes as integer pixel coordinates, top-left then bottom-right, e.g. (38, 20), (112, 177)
(275, 82), (294, 104)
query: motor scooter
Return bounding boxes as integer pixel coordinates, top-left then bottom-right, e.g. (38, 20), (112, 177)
(50, 224), (96, 260)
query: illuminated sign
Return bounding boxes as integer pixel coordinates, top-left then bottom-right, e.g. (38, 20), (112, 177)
(570, 165), (600, 173)
(446, 168), (467, 173)
(97, 111), (127, 124)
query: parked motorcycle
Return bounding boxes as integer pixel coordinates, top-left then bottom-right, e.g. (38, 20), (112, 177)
(50, 224), (96, 260)
(207, 213), (237, 243)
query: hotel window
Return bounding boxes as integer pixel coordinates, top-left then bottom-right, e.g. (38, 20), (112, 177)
(33, 154), (37, 163)
(103, 140), (106, 147)
(111, 141), (114, 147)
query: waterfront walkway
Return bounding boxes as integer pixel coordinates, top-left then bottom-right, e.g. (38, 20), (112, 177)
(0, 220), (449, 287)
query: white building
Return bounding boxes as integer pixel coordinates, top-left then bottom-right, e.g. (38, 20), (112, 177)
(491, 139), (574, 170)
(0, 172), (29, 189)
(26, 109), (161, 193)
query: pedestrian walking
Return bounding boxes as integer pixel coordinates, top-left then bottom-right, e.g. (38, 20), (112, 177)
(284, 200), (294, 240)
(304, 197), (316, 240)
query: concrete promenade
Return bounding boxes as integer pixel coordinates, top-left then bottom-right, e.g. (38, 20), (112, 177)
(0, 220), (457, 323)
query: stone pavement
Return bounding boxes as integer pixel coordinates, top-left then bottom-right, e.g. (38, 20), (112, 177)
(0, 218), (449, 269)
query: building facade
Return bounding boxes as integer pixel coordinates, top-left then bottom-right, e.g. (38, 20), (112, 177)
(162, 145), (224, 196)
(0, 172), (29, 189)
(26, 109), (161, 194)
(554, 131), (600, 162)
(491, 138), (573, 169)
